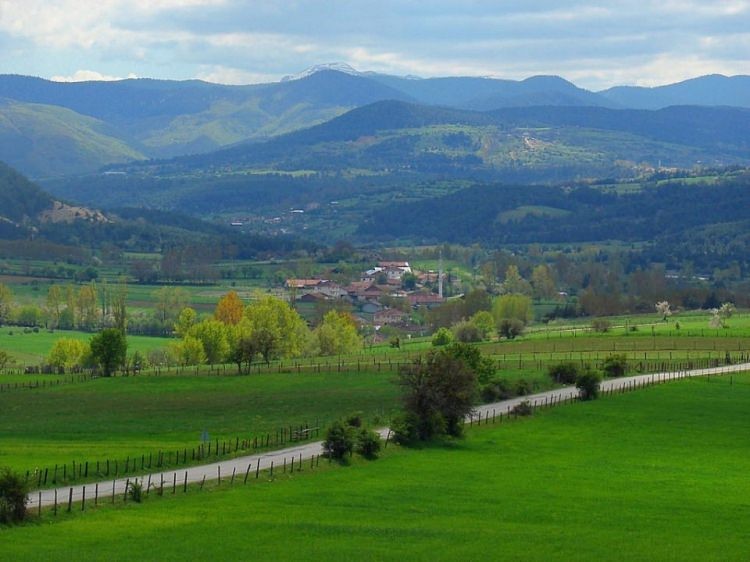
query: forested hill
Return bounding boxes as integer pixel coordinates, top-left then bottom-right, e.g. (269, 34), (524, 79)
(358, 171), (750, 271)
(0, 161), (54, 222)
(113, 100), (750, 176)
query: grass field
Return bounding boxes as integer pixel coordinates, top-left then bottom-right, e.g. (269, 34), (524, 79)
(4, 372), (748, 560)
(0, 370), (401, 477)
(0, 329), (171, 365)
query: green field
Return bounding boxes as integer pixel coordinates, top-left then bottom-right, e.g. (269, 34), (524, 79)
(4, 372), (748, 560)
(0, 329), (171, 365)
(0, 370), (401, 477)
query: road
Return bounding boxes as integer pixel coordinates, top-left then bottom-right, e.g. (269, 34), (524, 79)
(25, 361), (749, 509)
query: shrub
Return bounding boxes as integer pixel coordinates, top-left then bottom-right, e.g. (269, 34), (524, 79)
(576, 367), (603, 401)
(481, 378), (512, 402)
(601, 354), (627, 378)
(511, 400), (533, 416)
(514, 378), (533, 396)
(431, 327), (453, 347)
(355, 428), (382, 459)
(591, 318), (611, 333)
(322, 420), (354, 460)
(344, 411), (364, 428)
(548, 362), (579, 384)
(0, 467), (29, 525)
(497, 318), (525, 340)
(452, 320), (482, 343)
(390, 412), (419, 445)
(128, 480), (143, 503)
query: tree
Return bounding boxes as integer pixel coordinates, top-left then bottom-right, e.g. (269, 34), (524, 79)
(112, 278), (128, 333)
(77, 283), (98, 331)
(153, 287), (190, 325)
(47, 338), (89, 371)
(189, 320), (230, 364)
(322, 420), (355, 460)
(576, 367), (603, 401)
(244, 295), (309, 362)
(497, 318), (525, 340)
(46, 285), (63, 329)
(214, 291), (244, 325)
(531, 264), (557, 300)
(601, 354), (627, 378)
(470, 310), (495, 341)
(0, 350), (11, 371)
(89, 328), (127, 376)
(655, 301), (672, 322)
(315, 311), (362, 356)
(709, 302), (735, 328)
(502, 265), (532, 295)
(431, 327), (453, 346)
(355, 428), (382, 459)
(171, 335), (206, 366)
(452, 320), (482, 343)
(174, 307), (197, 338)
(229, 333), (258, 375)
(0, 467), (28, 524)
(548, 362), (579, 384)
(397, 347), (478, 441)
(492, 294), (533, 326)
(0, 283), (12, 326)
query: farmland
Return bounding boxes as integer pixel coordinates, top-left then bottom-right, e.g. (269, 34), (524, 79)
(3, 371), (748, 560)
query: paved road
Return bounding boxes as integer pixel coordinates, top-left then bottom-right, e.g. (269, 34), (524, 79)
(26, 361), (749, 509)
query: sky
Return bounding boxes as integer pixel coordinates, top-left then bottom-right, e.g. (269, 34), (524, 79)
(0, 0), (749, 90)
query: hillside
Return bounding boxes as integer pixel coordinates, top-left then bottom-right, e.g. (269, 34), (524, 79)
(600, 74), (750, 109)
(4, 68), (750, 178)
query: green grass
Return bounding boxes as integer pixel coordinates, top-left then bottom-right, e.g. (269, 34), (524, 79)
(0, 329), (170, 365)
(0, 370), (401, 476)
(5, 373), (749, 560)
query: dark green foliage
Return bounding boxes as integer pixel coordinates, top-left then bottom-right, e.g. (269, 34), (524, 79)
(514, 378), (533, 396)
(345, 412), (364, 428)
(602, 354), (628, 378)
(498, 318), (525, 340)
(452, 320), (482, 343)
(511, 400), (533, 417)
(355, 428), (382, 459)
(431, 327), (453, 347)
(591, 318), (612, 333)
(322, 420), (355, 460)
(576, 367), (603, 401)
(0, 467), (28, 525)
(397, 347), (478, 442)
(548, 362), (579, 385)
(480, 379), (513, 402)
(128, 480), (143, 503)
(89, 328), (127, 377)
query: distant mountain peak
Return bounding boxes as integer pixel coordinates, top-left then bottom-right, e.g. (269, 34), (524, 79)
(281, 63), (362, 82)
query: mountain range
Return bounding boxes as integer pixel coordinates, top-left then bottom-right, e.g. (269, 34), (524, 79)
(2, 67), (750, 178)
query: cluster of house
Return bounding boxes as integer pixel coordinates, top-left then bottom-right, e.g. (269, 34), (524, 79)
(285, 261), (444, 328)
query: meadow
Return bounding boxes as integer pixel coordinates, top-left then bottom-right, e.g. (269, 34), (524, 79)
(4, 372), (748, 561)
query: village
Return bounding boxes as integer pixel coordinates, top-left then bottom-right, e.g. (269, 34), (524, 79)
(285, 260), (446, 339)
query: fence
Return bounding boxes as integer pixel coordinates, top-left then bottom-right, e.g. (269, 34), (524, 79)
(24, 421), (321, 489)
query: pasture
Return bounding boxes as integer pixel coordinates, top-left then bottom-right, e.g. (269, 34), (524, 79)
(4, 372), (749, 561)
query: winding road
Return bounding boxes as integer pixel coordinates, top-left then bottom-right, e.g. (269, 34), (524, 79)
(25, 361), (749, 510)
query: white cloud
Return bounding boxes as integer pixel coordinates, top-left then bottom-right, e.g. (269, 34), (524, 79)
(49, 69), (138, 82)
(195, 65), (278, 85)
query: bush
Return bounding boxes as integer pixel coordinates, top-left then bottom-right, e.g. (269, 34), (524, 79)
(511, 400), (533, 416)
(548, 362), (579, 384)
(514, 378), (533, 396)
(497, 318), (525, 339)
(128, 480), (143, 503)
(344, 411), (364, 428)
(576, 367), (603, 401)
(0, 467), (28, 525)
(322, 420), (355, 460)
(481, 378), (512, 402)
(591, 318), (611, 333)
(601, 354), (627, 378)
(355, 428), (381, 459)
(390, 412), (419, 445)
(452, 320), (482, 343)
(431, 327), (453, 347)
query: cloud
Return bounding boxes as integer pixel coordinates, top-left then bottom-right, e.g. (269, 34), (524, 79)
(2, 0), (750, 89)
(49, 69), (138, 82)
